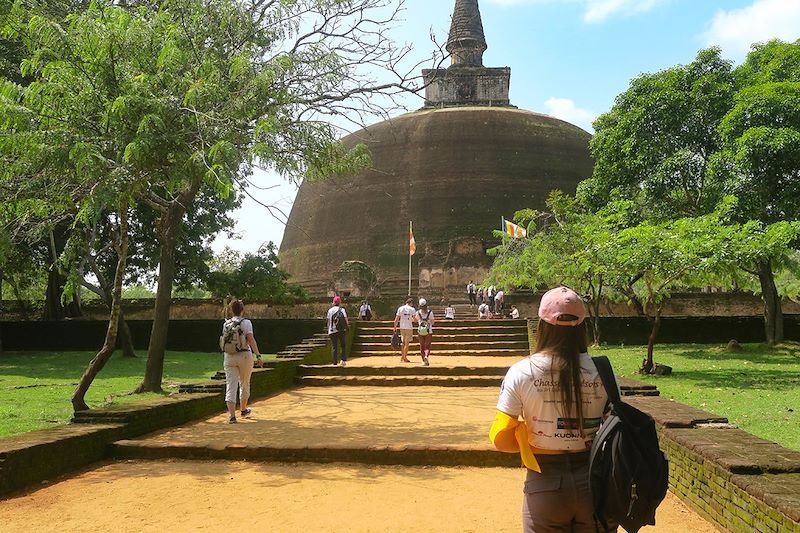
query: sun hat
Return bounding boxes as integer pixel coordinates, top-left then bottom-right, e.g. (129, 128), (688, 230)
(538, 287), (586, 326)
(333, 296), (342, 305)
(419, 298), (427, 307)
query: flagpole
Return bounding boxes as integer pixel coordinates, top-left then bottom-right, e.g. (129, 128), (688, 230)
(408, 220), (413, 297)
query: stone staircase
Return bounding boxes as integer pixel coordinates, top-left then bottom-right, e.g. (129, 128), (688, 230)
(351, 318), (530, 358)
(294, 363), (659, 394)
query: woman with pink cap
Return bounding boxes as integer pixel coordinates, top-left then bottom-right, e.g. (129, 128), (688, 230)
(489, 287), (616, 532)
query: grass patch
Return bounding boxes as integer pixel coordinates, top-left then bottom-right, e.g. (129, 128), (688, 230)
(0, 351), (275, 438)
(598, 342), (800, 451)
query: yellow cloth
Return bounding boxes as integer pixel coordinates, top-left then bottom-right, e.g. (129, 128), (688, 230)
(489, 411), (541, 473)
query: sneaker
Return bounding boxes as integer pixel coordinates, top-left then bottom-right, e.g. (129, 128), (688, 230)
(228, 416), (237, 424)
(241, 408), (252, 417)
(340, 360), (347, 367)
(423, 357), (430, 367)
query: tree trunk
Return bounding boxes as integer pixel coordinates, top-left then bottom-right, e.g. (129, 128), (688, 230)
(136, 207), (182, 393)
(43, 229), (82, 320)
(116, 310), (137, 358)
(641, 307), (662, 374)
(72, 210), (129, 412)
(757, 259), (783, 345)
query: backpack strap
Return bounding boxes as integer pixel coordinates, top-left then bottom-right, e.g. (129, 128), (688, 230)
(592, 356), (621, 404)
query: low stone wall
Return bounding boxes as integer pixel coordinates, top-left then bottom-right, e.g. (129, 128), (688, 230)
(0, 359), (302, 497)
(627, 396), (800, 533)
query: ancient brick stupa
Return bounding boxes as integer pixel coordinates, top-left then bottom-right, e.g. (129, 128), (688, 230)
(279, 0), (593, 298)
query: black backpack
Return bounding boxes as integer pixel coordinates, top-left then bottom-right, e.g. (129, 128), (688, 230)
(589, 356), (669, 533)
(332, 307), (347, 331)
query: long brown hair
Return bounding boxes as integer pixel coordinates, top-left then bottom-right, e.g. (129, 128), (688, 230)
(535, 318), (589, 434)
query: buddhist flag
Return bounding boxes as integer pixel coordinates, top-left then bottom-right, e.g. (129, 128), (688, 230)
(502, 217), (527, 239)
(409, 221), (416, 255)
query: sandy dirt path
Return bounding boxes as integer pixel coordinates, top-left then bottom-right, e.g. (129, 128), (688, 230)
(0, 460), (717, 533)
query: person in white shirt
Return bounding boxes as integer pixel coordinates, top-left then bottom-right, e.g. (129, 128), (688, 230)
(359, 300), (373, 321)
(221, 299), (263, 424)
(489, 287), (613, 532)
(393, 297), (416, 362)
(510, 305), (520, 319)
(444, 302), (456, 320)
(415, 298), (434, 366)
(478, 302), (489, 319)
(326, 295), (349, 367)
(466, 281), (477, 307)
(494, 289), (505, 315)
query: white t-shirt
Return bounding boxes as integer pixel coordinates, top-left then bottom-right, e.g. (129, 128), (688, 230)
(359, 303), (371, 317)
(445, 306), (455, 319)
(395, 304), (416, 330)
(327, 306), (348, 334)
(416, 309), (434, 333)
(496, 353), (610, 451)
(511, 308), (520, 319)
(494, 290), (504, 301)
(478, 303), (489, 318)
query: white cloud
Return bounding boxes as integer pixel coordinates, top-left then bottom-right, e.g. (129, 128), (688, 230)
(543, 97), (597, 132)
(485, 0), (668, 23)
(702, 0), (800, 58)
(583, 0), (667, 23)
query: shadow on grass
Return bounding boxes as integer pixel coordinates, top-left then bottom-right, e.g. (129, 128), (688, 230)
(0, 351), (221, 382)
(659, 342), (800, 365)
(668, 368), (800, 391)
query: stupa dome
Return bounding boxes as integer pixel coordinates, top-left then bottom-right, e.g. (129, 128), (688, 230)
(279, 106), (593, 297)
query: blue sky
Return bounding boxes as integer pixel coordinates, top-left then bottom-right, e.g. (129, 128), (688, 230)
(212, 0), (800, 255)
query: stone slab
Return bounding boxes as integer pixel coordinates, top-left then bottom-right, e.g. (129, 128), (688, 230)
(664, 427), (800, 474)
(627, 395), (728, 427)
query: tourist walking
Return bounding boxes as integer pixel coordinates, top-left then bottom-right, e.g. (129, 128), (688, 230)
(478, 301), (489, 320)
(393, 297), (416, 363)
(444, 301), (456, 320)
(327, 296), (349, 367)
(487, 285), (496, 313)
(477, 286), (485, 305)
(359, 300), (373, 321)
(489, 287), (615, 532)
(416, 298), (434, 366)
(494, 289), (505, 315)
(220, 299), (263, 424)
(467, 281), (477, 307)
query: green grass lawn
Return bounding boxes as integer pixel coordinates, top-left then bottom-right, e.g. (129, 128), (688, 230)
(2, 345), (798, 451)
(596, 342), (800, 451)
(0, 351), (274, 438)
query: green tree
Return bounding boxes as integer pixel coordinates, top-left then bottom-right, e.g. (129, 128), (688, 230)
(487, 191), (620, 345)
(712, 39), (800, 345)
(581, 42), (800, 345)
(205, 243), (306, 303)
(579, 48), (736, 219)
(2, 0), (425, 394)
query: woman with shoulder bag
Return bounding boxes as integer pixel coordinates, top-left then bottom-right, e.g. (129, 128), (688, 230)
(415, 298), (434, 366)
(489, 287), (616, 532)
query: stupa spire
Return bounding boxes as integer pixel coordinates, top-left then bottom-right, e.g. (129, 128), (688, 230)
(446, 0), (487, 67)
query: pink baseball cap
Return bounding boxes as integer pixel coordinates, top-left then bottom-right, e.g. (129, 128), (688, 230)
(538, 287), (586, 326)
(333, 296), (342, 305)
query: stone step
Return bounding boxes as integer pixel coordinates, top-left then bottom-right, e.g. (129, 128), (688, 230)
(294, 375), (661, 395)
(297, 375), (504, 387)
(357, 333), (529, 342)
(357, 326), (529, 336)
(352, 341), (530, 352)
(350, 348), (530, 357)
(297, 365), (511, 376)
(359, 319), (523, 327)
(110, 441), (519, 467)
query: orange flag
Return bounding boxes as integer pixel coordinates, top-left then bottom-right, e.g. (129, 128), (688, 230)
(409, 223), (416, 256)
